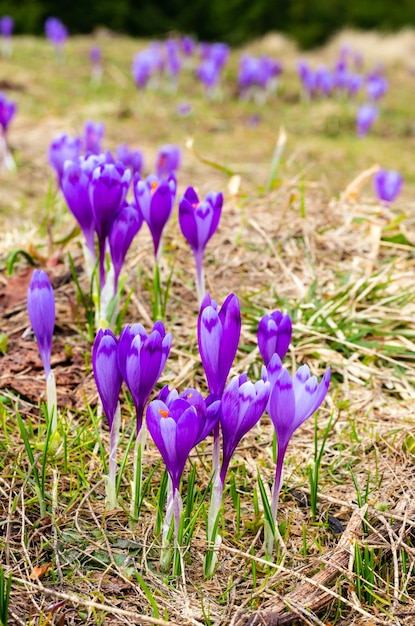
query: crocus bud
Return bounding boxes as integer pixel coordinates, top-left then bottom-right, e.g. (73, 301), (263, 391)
(197, 293), (241, 397)
(27, 270), (55, 377)
(92, 329), (123, 430)
(109, 202), (143, 293)
(257, 310), (292, 366)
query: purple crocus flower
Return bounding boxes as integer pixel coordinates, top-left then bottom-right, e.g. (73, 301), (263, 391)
(179, 186), (223, 303)
(1, 16), (13, 57)
(45, 17), (67, 43)
(155, 144), (181, 179)
(45, 17), (68, 53)
(265, 357), (331, 520)
(92, 329), (123, 430)
(27, 270), (55, 377)
(61, 158), (96, 256)
(48, 133), (82, 183)
(0, 16), (13, 37)
(356, 103), (378, 137)
(176, 102), (192, 117)
(165, 39), (181, 83)
(196, 59), (220, 93)
(206, 373), (269, 576)
(198, 293), (241, 398)
(92, 328), (123, 509)
(159, 387), (221, 445)
(258, 310), (292, 366)
(117, 321), (172, 433)
(373, 169), (403, 203)
(90, 45), (103, 82)
(89, 162), (131, 285)
(108, 202), (143, 293)
(366, 75), (388, 101)
(90, 45), (101, 64)
(147, 391), (216, 543)
(181, 35), (195, 57)
(209, 43), (229, 69)
(147, 397), (201, 493)
(133, 174), (176, 259)
(0, 92), (16, 136)
(220, 374), (270, 482)
(315, 66), (334, 97)
(83, 120), (105, 155)
(131, 48), (160, 89)
(116, 144), (144, 174)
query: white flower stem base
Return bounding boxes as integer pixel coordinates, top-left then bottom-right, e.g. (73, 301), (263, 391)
(130, 424), (146, 525)
(205, 472), (223, 578)
(46, 370), (58, 435)
(106, 403), (121, 510)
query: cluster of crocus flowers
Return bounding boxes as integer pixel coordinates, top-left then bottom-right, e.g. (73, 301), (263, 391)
(27, 270), (58, 436)
(92, 322), (172, 512)
(59, 150), (137, 325)
(179, 187), (223, 303)
(238, 54), (283, 103)
(259, 314), (330, 557)
(373, 168), (403, 204)
(0, 92), (16, 170)
(147, 386), (220, 567)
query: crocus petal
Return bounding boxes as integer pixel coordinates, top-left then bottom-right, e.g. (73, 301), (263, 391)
(198, 305), (222, 394)
(269, 368), (296, 450)
(109, 202), (143, 289)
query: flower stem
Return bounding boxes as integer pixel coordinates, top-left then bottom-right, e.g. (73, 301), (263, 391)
(152, 259), (162, 321)
(106, 402), (120, 510)
(130, 424), (146, 525)
(160, 475), (174, 571)
(264, 444), (286, 557)
(205, 471), (223, 578)
(46, 369), (57, 436)
(193, 248), (205, 305)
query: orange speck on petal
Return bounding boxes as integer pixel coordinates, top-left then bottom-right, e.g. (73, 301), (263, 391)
(187, 393), (193, 399)
(151, 180), (158, 194)
(192, 202), (199, 209)
(159, 409), (169, 418)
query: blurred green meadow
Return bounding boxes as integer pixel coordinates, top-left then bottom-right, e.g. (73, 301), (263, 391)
(1, 31), (415, 234)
